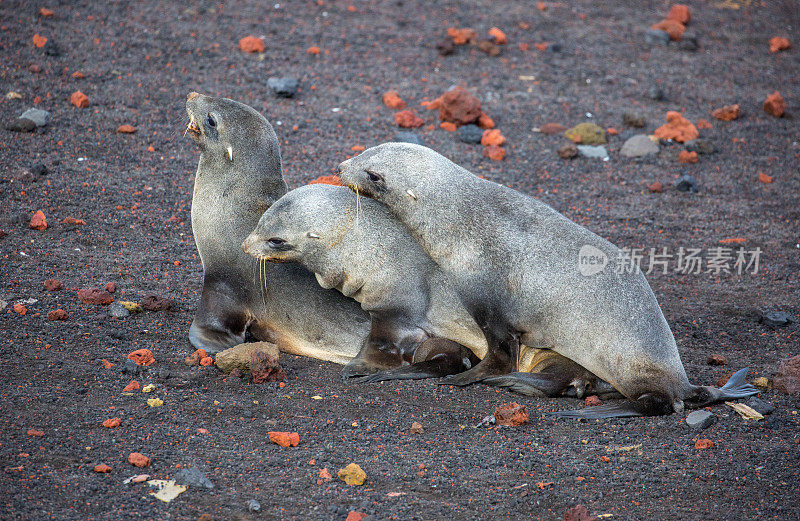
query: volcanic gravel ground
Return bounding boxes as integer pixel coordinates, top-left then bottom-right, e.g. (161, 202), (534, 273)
(1, 1), (799, 520)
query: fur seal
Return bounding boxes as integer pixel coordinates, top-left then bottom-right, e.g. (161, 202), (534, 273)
(185, 92), (370, 363)
(242, 183), (606, 395)
(338, 143), (757, 416)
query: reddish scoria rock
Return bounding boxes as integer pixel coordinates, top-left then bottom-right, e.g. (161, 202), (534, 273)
(494, 402), (529, 426)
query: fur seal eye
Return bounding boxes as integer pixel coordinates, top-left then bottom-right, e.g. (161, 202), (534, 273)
(365, 170), (382, 183)
(267, 237), (286, 247)
(206, 114), (217, 128)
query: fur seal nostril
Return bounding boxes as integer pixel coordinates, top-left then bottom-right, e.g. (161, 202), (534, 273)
(339, 142), (758, 417)
(184, 92), (370, 363)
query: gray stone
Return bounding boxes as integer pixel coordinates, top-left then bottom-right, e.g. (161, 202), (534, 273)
(622, 112), (645, 128)
(120, 359), (143, 375)
(215, 341), (279, 374)
(20, 108), (49, 127)
(108, 302), (130, 318)
(6, 118), (36, 132)
(675, 174), (698, 193)
(248, 499), (261, 512)
(547, 42), (562, 52)
(684, 139), (714, 155)
(686, 410), (716, 430)
(745, 397), (774, 416)
(759, 310), (791, 327)
(557, 143), (578, 159)
(174, 467), (214, 489)
(457, 124), (483, 144)
(31, 163), (48, 176)
(267, 77), (299, 98)
(393, 131), (422, 146)
(648, 86), (665, 101)
(645, 29), (670, 46)
(576, 145), (609, 159)
(620, 134), (659, 158)
(0, 300), (7, 312)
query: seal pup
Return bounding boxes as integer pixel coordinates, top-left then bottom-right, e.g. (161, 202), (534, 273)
(242, 183), (605, 393)
(185, 92), (369, 363)
(338, 143), (757, 417)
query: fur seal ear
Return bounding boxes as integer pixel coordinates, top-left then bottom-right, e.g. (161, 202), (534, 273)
(227, 146), (234, 162)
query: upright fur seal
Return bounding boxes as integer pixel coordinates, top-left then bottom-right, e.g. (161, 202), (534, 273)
(338, 143), (757, 417)
(242, 183), (603, 394)
(185, 92), (370, 363)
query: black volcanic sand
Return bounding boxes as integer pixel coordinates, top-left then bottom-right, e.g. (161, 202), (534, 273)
(1, 1), (798, 520)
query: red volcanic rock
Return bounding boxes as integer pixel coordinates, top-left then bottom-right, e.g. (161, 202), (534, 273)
(666, 5), (691, 25)
(707, 354), (728, 366)
(437, 86), (482, 125)
(678, 150), (698, 163)
(488, 27), (507, 45)
(62, 216), (86, 225)
(382, 91), (406, 110)
(712, 104), (740, 121)
(102, 418), (121, 428)
(694, 439), (713, 450)
(477, 112), (495, 129)
(122, 380), (140, 392)
(446, 27), (476, 45)
(763, 91), (785, 117)
(117, 124), (136, 133)
(128, 452), (151, 468)
(482, 145), (506, 161)
(440, 121), (457, 132)
(654, 111), (698, 143)
(70, 91), (89, 108)
(44, 279), (62, 291)
(127, 349), (155, 366)
(774, 354), (800, 394)
(650, 19), (685, 41)
(769, 37), (790, 53)
(494, 402), (529, 426)
(78, 288), (113, 305)
(48, 309), (68, 321)
(33, 34), (47, 48)
(696, 118), (712, 129)
(540, 123), (566, 135)
(238, 36), (265, 53)
(269, 431), (300, 447)
(140, 294), (174, 311)
(394, 110), (424, 128)
(93, 464), (112, 473)
(584, 395), (603, 406)
(648, 182), (663, 193)
(481, 129), (506, 146)
(251, 351), (287, 383)
(30, 210), (47, 230)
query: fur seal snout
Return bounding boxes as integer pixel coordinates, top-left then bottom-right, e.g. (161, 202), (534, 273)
(338, 143), (758, 417)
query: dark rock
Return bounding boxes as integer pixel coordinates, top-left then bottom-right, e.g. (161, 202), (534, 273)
(678, 35), (698, 52)
(645, 29), (670, 46)
(393, 132), (422, 146)
(547, 42), (562, 52)
(706, 354), (728, 366)
(684, 139), (715, 155)
(745, 397), (774, 416)
(42, 39), (60, 56)
(774, 355), (800, 394)
(685, 410), (715, 430)
(457, 124), (483, 144)
(157, 368), (171, 380)
(622, 112), (645, 128)
(6, 118), (36, 132)
(675, 174), (698, 193)
(174, 467), (214, 489)
(476, 40), (500, 56)
(120, 359), (143, 375)
(31, 163), (48, 176)
(648, 86), (665, 101)
(267, 77), (299, 98)
(436, 38), (454, 56)
(250, 351), (287, 383)
(758, 310), (791, 327)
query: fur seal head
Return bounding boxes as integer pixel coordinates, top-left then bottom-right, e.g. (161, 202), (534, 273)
(185, 91), (278, 168)
(241, 185), (337, 264)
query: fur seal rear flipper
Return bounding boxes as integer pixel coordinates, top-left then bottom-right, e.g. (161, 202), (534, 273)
(338, 143), (758, 416)
(185, 93), (370, 362)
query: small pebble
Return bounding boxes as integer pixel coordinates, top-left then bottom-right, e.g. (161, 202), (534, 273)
(675, 174), (698, 193)
(648, 86), (665, 101)
(6, 118), (36, 132)
(758, 310), (791, 327)
(20, 108), (49, 127)
(745, 397), (774, 416)
(248, 499), (261, 512)
(644, 29), (670, 46)
(457, 124), (484, 144)
(577, 145), (609, 159)
(108, 302), (130, 318)
(686, 410), (716, 430)
(267, 77), (299, 98)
